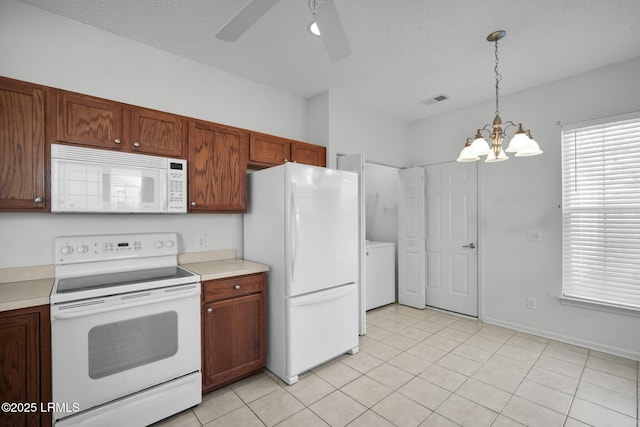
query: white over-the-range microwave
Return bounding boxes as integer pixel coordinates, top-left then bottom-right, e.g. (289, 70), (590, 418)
(50, 143), (187, 213)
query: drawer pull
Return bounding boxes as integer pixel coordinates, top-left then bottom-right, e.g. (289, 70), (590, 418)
(234, 284), (241, 290)
(207, 308), (213, 313)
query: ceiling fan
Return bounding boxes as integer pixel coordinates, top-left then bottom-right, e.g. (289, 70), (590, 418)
(215, 0), (351, 62)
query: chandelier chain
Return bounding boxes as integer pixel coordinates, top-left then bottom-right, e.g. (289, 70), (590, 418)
(494, 39), (502, 116)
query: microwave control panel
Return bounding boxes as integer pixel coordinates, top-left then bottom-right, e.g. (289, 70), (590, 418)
(168, 159), (187, 213)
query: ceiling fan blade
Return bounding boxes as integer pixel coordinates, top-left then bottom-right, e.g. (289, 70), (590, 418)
(216, 0), (281, 42)
(315, 0), (351, 61)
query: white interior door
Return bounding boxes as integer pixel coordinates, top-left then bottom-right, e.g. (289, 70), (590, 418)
(425, 162), (478, 317)
(397, 167), (426, 309)
(337, 153), (366, 335)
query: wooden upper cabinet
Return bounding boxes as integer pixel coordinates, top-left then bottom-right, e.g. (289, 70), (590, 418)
(57, 91), (123, 149)
(248, 131), (326, 169)
(249, 132), (291, 167)
(291, 140), (327, 167)
(130, 107), (185, 158)
(0, 78), (47, 211)
(188, 121), (248, 212)
(57, 90), (185, 158)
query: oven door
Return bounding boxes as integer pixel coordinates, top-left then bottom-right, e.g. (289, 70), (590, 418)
(50, 283), (200, 422)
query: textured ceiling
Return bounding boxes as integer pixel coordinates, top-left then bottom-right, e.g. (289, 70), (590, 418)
(17, 0), (640, 122)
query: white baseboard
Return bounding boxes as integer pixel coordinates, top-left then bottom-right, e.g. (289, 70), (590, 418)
(482, 316), (640, 362)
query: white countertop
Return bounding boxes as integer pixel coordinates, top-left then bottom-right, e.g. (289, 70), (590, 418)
(0, 250), (269, 312)
(0, 278), (54, 312)
(181, 258), (269, 281)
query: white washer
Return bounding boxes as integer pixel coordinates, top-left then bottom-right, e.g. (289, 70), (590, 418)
(365, 241), (396, 310)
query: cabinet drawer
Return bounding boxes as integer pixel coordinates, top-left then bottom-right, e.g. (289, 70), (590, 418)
(203, 274), (264, 302)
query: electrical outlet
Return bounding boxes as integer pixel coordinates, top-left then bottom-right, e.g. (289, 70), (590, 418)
(527, 230), (542, 241)
(197, 235), (206, 249)
(527, 297), (537, 310)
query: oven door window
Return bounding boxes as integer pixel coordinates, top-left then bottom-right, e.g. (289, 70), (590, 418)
(88, 311), (178, 379)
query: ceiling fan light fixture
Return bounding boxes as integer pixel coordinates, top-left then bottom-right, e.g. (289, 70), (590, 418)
(308, 21), (321, 36)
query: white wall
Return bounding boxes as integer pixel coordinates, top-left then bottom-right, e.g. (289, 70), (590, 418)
(409, 57), (640, 359)
(0, 0), (309, 268)
(364, 163), (399, 244)
(308, 90), (409, 169)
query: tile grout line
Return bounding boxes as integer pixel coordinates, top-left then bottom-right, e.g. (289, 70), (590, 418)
(177, 305), (639, 427)
(560, 347), (590, 427)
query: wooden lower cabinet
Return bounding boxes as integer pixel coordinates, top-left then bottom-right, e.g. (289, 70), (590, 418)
(201, 273), (266, 393)
(0, 305), (51, 427)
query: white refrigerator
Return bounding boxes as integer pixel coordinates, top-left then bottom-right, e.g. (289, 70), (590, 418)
(244, 163), (360, 385)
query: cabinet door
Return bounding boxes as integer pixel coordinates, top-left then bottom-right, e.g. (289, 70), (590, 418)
(57, 91), (124, 150)
(0, 78), (47, 211)
(188, 121), (248, 212)
(130, 107), (186, 158)
(291, 140), (326, 167)
(248, 132), (291, 167)
(202, 293), (265, 391)
(0, 310), (41, 427)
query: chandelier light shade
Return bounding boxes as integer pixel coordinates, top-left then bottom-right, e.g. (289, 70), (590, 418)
(457, 30), (543, 163)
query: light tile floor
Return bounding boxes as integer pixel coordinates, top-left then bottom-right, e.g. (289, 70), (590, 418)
(154, 304), (639, 426)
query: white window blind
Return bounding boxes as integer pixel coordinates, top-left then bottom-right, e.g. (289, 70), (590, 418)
(562, 111), (640, 310)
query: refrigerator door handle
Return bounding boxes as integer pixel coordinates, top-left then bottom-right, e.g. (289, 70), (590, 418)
(290, 183), (298, 282)
(289, 283), (355, 307)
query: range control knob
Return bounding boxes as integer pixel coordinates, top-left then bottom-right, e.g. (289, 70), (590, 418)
(154, 240), (164, 249)
(165, 240), (175, 249)
(60, 245), (74, 255)
(77, 244), (89, 254)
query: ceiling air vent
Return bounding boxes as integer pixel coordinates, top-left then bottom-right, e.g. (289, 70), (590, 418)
(421, 95), (448, 106)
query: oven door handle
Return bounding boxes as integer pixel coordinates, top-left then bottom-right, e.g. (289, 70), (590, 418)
(51, 284), (200, 320)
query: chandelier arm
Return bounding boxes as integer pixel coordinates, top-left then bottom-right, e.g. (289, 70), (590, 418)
(502, 120), (518, 135)
(478, 124), (492, 137)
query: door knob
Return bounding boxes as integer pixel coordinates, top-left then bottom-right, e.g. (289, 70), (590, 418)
(462, 243), (476, 249)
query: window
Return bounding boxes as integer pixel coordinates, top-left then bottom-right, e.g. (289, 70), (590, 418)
(562, 112), (640, 310)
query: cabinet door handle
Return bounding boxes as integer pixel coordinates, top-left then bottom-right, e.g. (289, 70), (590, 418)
(234, 285), (241, 290)
(190, 202), (196, 206)
(34, 196), (43, 203)
(207, 308), (213, 313)
(114, 138), (121, 144)
(133, 141), (141, 147)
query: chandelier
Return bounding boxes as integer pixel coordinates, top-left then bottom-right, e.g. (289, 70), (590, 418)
(457, 30), (543, 163)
